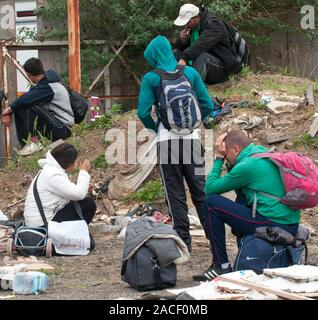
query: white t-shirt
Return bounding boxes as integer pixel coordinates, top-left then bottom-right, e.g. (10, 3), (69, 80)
(157, 122), (200, 142)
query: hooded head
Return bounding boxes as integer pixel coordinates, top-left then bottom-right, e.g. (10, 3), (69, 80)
(144, 35), (177, 71)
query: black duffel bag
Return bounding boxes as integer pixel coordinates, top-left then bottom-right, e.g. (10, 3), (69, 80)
(121, 245), (176, 291)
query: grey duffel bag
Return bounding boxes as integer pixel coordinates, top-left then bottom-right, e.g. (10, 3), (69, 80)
(121, 245), (177, 291)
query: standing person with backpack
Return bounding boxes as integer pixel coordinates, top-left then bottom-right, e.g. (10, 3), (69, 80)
(193, 130), (318, 281)
(173, 3), (248, 85)
(1, 58), (75, 156)
(137, 35), (214, 253)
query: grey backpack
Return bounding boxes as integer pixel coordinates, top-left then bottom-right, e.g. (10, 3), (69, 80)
(121, 245), (176, 291)
(153, 65), (202, 135)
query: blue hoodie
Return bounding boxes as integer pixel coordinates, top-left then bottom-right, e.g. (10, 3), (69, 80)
(10, 70), (61, 113)
(137, 35), (214, 131)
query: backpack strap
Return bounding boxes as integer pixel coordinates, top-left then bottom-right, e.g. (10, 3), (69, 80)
(152, 64), (186, 80)
(33, 172), (48, 228)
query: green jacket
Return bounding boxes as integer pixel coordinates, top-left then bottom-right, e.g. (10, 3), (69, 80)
(137, 35), (214, 131)
(205, 143), (300, 224)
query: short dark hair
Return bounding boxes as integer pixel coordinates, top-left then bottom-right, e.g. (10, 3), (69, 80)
(51, 143), (78, 169)
(23, 58), (45, 76)
(224, 130), (250, 150)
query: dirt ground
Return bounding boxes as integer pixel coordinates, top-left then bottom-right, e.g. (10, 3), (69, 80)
(1, 74), (318, 300)
(7, 208), (318, 300)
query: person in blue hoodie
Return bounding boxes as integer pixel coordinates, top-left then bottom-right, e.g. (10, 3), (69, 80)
(1, 58), (74, 156)
(137, 35), (214, 253)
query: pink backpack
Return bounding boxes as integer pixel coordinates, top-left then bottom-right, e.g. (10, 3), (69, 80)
(252, 152), (318, 209)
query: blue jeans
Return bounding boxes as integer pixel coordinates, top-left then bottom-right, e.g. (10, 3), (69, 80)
(204, 194), (299, 267)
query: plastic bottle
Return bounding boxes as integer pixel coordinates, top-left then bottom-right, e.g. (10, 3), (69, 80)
(13, 272), (48, 295)
(0, 264), (28, 290)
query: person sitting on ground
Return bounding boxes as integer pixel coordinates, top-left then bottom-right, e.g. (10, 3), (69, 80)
(173, 3), (242, 85)
(1, 58), (74, 156)
(193, 130), (300, 281)
(24, 143), (96, 228)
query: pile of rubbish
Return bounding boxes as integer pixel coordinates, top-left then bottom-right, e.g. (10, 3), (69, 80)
(131, 265), (318, 300)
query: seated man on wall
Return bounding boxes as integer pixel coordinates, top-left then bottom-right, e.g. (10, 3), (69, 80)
(1, 58), (74, 156)
(173, 3), (243, 85)
(193, 130), (300, 281)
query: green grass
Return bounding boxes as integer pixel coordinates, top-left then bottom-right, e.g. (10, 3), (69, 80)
(123, 179), (165, 203)
(210, 73), (310, 101)
(20, 150), (46, 171)
(253, 101), (268, 111)
(71, 114), (112, 137)
(293, 133), (318, 151)
(92, 154), (108, 169)
(110, 103), (123, 115)
(314, 81), (318, 94)
(278, 66), (293, 76)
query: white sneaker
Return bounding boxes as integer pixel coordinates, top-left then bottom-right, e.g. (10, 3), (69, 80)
(19, 142), (43, 156)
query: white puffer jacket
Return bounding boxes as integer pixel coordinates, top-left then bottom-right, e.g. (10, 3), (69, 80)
(24, 151), (91, 227)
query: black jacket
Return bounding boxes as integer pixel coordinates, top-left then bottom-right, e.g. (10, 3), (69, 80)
(175, 8), (242, 74)
(10, 70), (60, 113)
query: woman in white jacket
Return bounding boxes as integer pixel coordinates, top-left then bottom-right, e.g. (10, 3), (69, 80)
(24, 143), (96, 227)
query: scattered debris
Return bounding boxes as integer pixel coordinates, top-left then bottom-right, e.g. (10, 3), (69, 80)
(240, 116), (264, 130)
(102, 197), (116, 216)
(306, 85), (315, 107)
(116, 207), (131, 216)
(3, 256), (55, 272)
(108, 136), (157, 199)
(0, 210), (8, 221)
(89, 223), (122, 235)
(309, 113), (318, 137)
(272, 120), (294, 128)
(0, 294), (15, 299)
(263, 265), (318, 282)
(218, 273), (311, 300)
(266, 132), (290, 145)
(266, 100), (300, 115)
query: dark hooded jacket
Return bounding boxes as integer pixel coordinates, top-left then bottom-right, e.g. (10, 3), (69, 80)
(175, 7), (242, 74)
(10, 70), (74, 126)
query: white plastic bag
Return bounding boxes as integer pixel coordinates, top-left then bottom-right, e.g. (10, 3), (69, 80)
(48, 220), (91, 255)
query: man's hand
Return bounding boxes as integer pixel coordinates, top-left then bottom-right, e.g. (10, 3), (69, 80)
(215, 133), (227, 158)
(180, 28), (190, 42)
(1, 108), (12, 127)
(80, 159), (91, 172)
(178, 59), (187, 66)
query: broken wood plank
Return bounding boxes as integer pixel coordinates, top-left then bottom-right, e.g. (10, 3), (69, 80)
(3, 256), (45, 265)
(306, 85), (315, 107)
(85, 5), (153, 96)
(110, 44), (141, 86)
(309, 116), (318, 137)
(217, 275), (313, 300)
(25, 264), (55, 273)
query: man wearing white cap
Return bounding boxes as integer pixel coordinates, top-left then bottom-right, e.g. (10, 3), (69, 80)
(174, 4), (242, 85)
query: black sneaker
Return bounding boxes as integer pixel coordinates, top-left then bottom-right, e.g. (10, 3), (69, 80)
(192, 264), (232, 281)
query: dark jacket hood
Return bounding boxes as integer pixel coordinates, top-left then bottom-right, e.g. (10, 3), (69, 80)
(45, 69), (61, 83)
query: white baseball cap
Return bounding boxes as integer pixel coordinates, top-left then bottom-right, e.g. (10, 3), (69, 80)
(174, 4), (200, 27)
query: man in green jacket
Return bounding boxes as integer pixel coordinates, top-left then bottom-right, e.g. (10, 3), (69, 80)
(193, 130), (300, 281)
(137, 35), (214, 253)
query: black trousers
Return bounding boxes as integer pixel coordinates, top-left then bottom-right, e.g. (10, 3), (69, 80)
(157, 139), (206, 252)
(14, 104), (71, 147)
(174, 49), (229, 85)
(52, 197), (97, 225)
